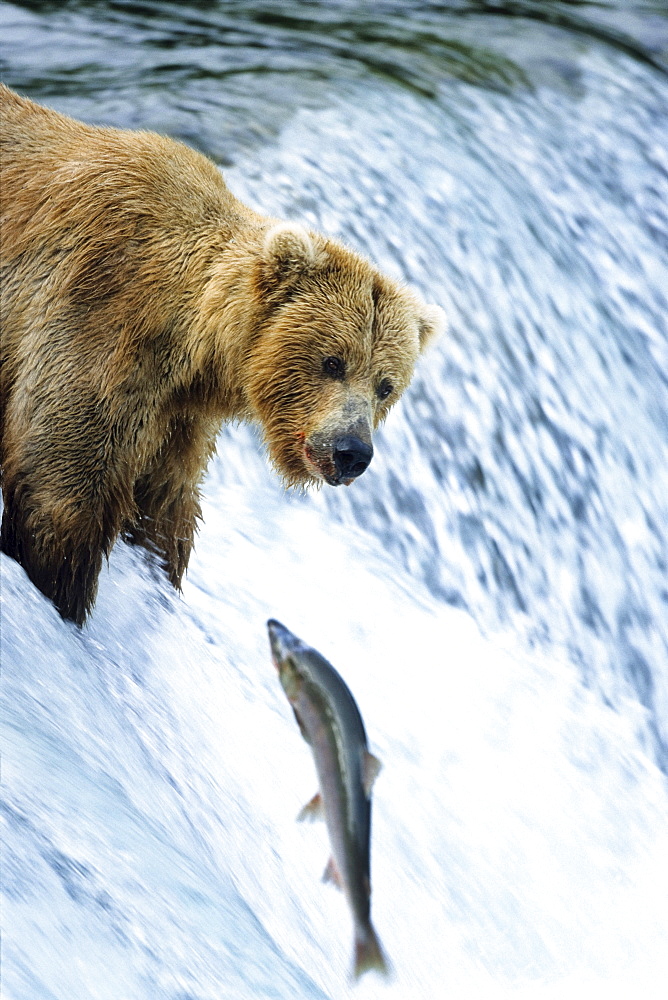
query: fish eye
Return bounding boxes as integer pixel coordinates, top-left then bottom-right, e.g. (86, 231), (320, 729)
(377, 378), (393, 401)
(322, 356), (346, 379)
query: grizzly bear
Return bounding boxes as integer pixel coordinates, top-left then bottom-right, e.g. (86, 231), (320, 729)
(0, 85), (445, 626)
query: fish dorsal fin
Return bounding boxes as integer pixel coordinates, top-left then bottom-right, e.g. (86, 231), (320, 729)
(297, 792), (323, 823)
(323, 856), (343, 890)
(362, 751), (382, 796)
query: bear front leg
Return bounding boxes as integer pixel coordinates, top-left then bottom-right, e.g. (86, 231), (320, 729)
(1, 392), (136, 625)
(2, 502), (103, 625)
(122, 415), (218, 590)
(1, 471), (127, 626)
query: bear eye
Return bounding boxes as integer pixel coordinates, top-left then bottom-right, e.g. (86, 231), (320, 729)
(322, 356), (345, 379)
(377, 378), (393, 401)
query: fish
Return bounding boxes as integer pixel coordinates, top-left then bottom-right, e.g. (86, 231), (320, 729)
(267, 618), (389, 980)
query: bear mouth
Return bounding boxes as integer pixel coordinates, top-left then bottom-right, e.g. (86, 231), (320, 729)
(325, 473), (354, 488)
(303, 443), (354, 488)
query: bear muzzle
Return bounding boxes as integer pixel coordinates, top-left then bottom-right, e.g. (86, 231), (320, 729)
(303, 428), (374, 487)
(301, 395), (374, 486)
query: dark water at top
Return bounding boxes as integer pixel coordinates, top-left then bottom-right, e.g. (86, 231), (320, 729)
(4, 2), (668, 147)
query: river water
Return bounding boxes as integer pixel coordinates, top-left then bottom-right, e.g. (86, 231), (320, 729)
(2, 2), (668, 998)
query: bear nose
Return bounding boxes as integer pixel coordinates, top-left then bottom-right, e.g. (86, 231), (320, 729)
(333, 436), (373, 479)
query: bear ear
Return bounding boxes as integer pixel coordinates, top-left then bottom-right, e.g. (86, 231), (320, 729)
(417, 302), (447, 351)
(262, 223), (317, 281)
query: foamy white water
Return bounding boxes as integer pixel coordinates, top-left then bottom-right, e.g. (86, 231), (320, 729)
(4, 457), (668, 999)
(2, 2), (668, 998)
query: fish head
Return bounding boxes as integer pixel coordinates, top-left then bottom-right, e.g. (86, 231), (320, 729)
(267, 619), (307, 700)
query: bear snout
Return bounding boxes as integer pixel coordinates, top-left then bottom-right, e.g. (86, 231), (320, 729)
(302, 426), (373, 487)
(333, 436), (373, 480)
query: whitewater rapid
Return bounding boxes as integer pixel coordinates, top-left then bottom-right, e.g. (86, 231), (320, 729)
(4, 452), (668, 999)
(2, 2), (668, 998)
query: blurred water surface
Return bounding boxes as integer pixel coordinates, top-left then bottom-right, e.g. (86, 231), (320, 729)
(2, 2), (668, 998)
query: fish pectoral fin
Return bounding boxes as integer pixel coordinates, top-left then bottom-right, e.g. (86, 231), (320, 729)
(322, 856), (343, 891)
(362, 751), (382, 796)
(297, 792), (323, 822)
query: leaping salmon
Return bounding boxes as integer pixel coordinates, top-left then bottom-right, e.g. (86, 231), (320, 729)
(267, 618), (389, 980)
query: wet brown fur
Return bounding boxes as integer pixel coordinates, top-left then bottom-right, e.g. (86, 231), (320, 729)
(0, 85), (445, 625)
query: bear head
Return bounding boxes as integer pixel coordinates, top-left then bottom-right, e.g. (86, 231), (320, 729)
(244, 223), (446, 489)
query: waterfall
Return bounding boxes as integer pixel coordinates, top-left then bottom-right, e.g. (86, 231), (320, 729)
(2, 2), (667, 997)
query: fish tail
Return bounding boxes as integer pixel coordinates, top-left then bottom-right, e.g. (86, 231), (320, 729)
(354, 921), (389, 980)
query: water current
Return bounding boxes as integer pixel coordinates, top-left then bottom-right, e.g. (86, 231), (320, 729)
(2, 2), (668, 998)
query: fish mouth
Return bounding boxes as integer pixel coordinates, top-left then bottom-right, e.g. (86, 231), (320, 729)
(267, 618), (303, 665)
